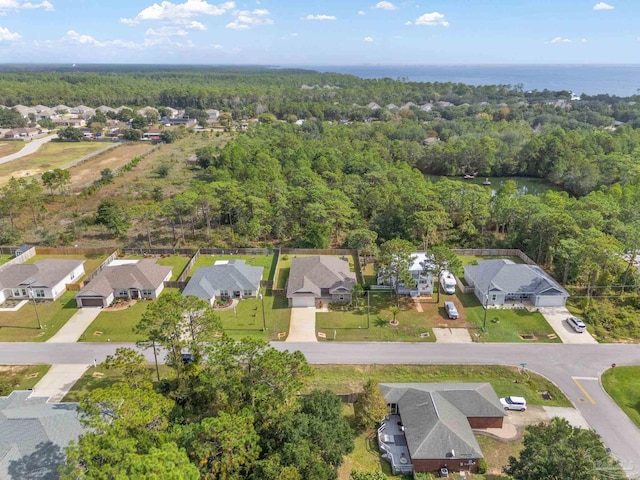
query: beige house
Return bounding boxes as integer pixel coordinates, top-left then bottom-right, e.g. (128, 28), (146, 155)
(286, 256), (356, 307)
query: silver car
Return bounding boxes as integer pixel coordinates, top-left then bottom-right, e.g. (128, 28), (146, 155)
(567, 316), (586, 333)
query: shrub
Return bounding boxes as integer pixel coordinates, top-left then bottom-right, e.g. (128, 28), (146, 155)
(477, 458), (487, 474)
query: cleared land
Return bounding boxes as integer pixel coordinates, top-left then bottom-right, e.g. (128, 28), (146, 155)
(0, 142), (24, 157)
(67, 142), (152, 189)
(602, 366), (640, 429)
(0, 365), (51, 394)
(0, 142), (108, 185)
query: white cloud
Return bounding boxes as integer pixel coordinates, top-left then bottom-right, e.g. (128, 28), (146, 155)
(593, 2), (614, 10)
(211, 43), (222, 49)
(226, 8), (273, 30)
(0, 25), (20, 41)
(0, 0), (53, 11)
(406, 11), (449, 26)
(145, 26), (189, 37)
(186, 20), (206, 30)
(364, 36), (374, 42)
(21, 0), (53, 10)
(580, 38), (588, 43)
(61, 30), (140, 49)
(121, 0), (235, 25)
(358, 10), (365, 15)
(549, 36), (572, 43)
(374, 1), (397, 10)
(301, 14), (336, 21)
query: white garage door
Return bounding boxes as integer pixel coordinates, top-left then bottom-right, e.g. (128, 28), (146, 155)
(291, 296), (316, 308)
(536, 295), (566, 308)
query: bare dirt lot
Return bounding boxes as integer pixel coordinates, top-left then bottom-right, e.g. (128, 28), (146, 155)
(68, 143), (154, 189)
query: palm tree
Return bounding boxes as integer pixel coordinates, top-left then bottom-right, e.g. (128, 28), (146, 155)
(389, 306), (400, 326)
(352, 284), (364, 308)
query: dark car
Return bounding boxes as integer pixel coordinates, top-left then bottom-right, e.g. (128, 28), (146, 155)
(181, 353), (194, 365)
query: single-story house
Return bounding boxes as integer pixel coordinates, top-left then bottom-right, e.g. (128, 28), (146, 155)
(377, 251), (434, 297)
(0, 259), (85, 303)
(377, 383), (506, 475)
(142, 128), (163, 140)
(182, 259), (263, 306)
(162, 117), (197, 127)
(4, 128), (41, 139)
(463, 259), (569, 308)
(75, 259), (171, 308)
(0, 391), (84, 480)
(205, 109), (219, 123)
(286, 256), (356, 307)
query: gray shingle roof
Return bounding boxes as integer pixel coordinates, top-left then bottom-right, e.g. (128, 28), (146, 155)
(76, 259), (171, 298)
(0, 260), (84, 290)
(183, 260), (263, 300)
(0, 391), (84, 480)
(286, 256), (356, 299)
(464, 259), (568, 297)
(379, 383), (506, 461)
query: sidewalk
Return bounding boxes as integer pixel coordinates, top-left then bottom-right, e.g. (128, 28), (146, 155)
(46, 307), (101, 343)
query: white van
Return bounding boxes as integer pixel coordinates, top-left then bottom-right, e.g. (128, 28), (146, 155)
(440, 270), (457, 294)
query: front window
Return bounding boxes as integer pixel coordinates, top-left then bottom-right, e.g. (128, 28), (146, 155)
(69, 271), (75, 280)
(35, 289), (45, 298)
(219, 290), (228, 297)
(243, 290), (252, 296)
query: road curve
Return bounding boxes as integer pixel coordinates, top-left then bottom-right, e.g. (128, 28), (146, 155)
(0, 134), (57, 165)
(2, 341), (639, 477)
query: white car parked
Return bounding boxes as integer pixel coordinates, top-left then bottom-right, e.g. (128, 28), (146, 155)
(500, 396), (527, 411)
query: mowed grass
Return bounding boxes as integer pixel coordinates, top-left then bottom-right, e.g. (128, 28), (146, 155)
(275, 254), (356, 289)
(458, 293), (560, 343)
(602, 366), (640, 429)
(458, 255), (525, 267)
(216, 294), (291, 341)
(0, 291), (78, 342)
(316, 292), (435, 342)
(0, 365), (51, 393)
(121, 255), (192, 281)
(190, 253), (277, 282)
(0, 141), (108, 185)
(476, 436), (523, 478)
(305, 364), (570, 407)
(0, 254), (13, 266)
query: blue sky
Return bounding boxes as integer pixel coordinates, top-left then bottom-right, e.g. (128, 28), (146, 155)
(0, 0), (637, 64)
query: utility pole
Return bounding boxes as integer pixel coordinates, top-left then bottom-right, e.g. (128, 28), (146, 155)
(367, 290), (371, 329)
(28, 283), (42, 330)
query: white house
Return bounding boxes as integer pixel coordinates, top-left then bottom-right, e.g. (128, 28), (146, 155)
(0, 260), (85, 303)
(378, 251), (434, 297)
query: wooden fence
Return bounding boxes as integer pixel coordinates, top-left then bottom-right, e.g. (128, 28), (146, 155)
(200, 248), (278, 255)
(177, 250), (200, 283)
(280, 248), (357, 256)
(36, 247), (116, 256)
(121, 248), (196, 256)
(81, 250), (118, 287)
(452, 248), (536, 265)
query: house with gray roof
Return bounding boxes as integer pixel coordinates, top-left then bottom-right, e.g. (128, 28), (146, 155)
(0, 259), (85, 304)
(0, 390), (84, 480)
(75, 259), (171, 308)
(464, 259), (569, 308)
(287, 256), (356, 307)
(183, 259), (263, 306)
(377, 383), (505, 475)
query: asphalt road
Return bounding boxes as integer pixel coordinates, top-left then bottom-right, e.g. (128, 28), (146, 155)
(0, 134), (57, 165)
(2, 341), (639, 477)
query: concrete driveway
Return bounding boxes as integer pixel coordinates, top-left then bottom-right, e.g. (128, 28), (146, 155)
(33, 364), (90, 402)
(432, 327), (472, 343)
(286, 307), (318, 342)
(46, 307), (101, 343)
(538, 307), (598, 344)
(0, 134), (57, 165)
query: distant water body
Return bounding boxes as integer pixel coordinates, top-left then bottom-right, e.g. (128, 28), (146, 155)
(309, 65), (640, 97)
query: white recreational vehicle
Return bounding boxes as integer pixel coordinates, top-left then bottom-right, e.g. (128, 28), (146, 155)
(440, 270), (457, 294)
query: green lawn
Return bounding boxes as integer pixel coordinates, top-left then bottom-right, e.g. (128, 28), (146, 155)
(211, 294), (291, 342)
(458, 293), (560, 343)
(79, 300), (149, 343)
(0, 254), (12, 266)
(190, 253), (277, 282)
(81, 290), (291, 343)
(306, 364), (570, 407)
(0, 291), (78, 342)
(121, 255), (192, 281)
(0, 365), (51, 394)
(602, 366), (640, 429)
(316, 292), (435, 342)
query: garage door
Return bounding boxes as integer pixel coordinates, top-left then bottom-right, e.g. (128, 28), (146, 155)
(535, 296), (566, 308)
(79, 297), (104, 308)
(291, 296), (316, 308)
